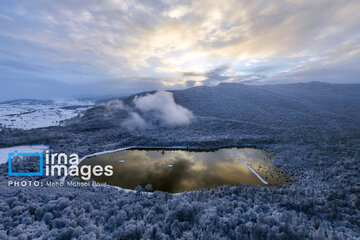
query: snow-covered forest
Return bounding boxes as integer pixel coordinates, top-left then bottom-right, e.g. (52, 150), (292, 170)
(0, 82), (359, 239)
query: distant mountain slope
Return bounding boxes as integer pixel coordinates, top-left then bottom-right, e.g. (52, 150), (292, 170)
(172, 82), (360, 125)
(76, 82), (360, 132)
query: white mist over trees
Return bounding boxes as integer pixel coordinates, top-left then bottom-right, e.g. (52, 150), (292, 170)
(134, 91), (194, 126)
(101, 91), (194, 130)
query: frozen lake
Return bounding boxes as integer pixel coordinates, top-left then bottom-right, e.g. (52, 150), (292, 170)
(78, 147), (286, 193)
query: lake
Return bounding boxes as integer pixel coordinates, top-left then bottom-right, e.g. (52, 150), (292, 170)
(77, 147), (286, 193)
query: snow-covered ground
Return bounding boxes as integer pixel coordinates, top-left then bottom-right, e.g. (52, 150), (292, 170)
(0, 145), (48, 164)
(0, 99), (94, 130)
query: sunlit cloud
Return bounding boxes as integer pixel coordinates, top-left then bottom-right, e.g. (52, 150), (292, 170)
(0, 0), (359, 99)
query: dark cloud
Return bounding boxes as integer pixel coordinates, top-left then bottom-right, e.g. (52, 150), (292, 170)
(182, 65), (231, 86)
(186, 80), (196, 87)
(247, 65), (279, 74)
(202, 65), (231, 86)
(182, 72), (203, 77)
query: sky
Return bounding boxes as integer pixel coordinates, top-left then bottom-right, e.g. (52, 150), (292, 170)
(0, 0), (359, 100)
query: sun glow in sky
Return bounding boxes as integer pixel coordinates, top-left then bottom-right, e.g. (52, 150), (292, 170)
(0, 0), (359, 99)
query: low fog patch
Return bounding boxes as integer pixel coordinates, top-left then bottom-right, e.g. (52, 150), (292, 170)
(101, 91), (194, 130)
(122, 112), (148, 130)
(101, 99), (126, 112)
(98, 99), (128, 118)
(133, 91), (194, 126)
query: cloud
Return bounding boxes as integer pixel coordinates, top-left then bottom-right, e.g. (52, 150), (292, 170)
(134, 91), (194, 126)
(182, 72), (203, 77)
(122, 112), (147, 130)
(101, 99), (126, 112)
(163, 5), (191, 19)
(186, 80), (196, 87)
(0, 0), (359, 99)
(105, 91), (194, 130)
(247, 65), (278, 74)
(181, 65), (233, 86)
